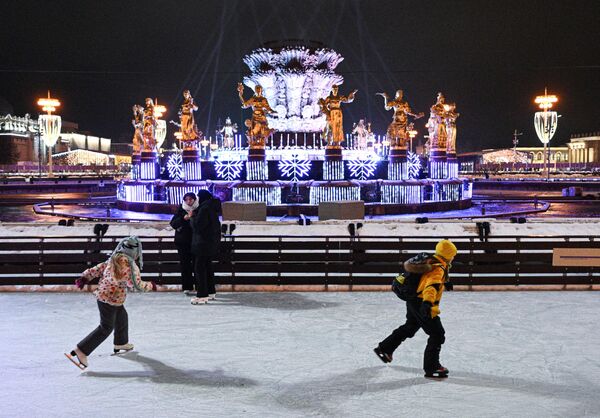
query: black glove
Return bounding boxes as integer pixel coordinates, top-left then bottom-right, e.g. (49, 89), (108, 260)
(420, 301), (432, 318)
(445, 281), (454, 291)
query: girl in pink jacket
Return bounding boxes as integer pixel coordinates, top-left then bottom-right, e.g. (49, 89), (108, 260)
(65, 236), (155, 370)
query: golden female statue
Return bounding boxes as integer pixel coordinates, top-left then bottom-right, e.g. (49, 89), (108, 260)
(318, 97), (332, 145)
(142, 98), (156, 151)
(426, 92), (448, 150)
(180, 90), (199, 143)
(376, 90), (423, 148)
(131, 104), (144, 153)
(321, 85), (357, 147)
(444, 102), (459, 154)
(237, 83), (276, 148)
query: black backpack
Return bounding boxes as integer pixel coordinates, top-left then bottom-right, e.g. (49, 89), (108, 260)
(392, 253), (437, 301)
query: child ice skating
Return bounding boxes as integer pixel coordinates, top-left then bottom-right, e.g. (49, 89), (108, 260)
(65, 236), (156, 370)
(374, 239), (457, 378)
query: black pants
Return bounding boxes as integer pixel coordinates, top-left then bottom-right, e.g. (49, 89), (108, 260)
(194, 256), (216, 298)
(379, 299), (446, 373)
(177, 247), (195, 291)
(77, 300), (128, 355)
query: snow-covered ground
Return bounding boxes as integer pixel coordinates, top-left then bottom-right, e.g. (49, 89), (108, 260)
(1, 292), (598, 417)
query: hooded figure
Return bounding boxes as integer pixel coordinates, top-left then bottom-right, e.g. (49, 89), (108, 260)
(65, 236), (156, 370)
(170, 192), (199, 294)
(374, 239), (457, 379)
(189, 190), (222, 305)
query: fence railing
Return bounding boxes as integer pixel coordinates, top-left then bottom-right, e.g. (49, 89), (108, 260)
(0, 234), (598, 288)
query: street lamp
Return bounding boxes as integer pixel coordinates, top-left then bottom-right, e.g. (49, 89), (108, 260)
(153, 101), (167, 150)
(407, 123), (418, 153)
(534, 89), (558, 180)
(37, 92), (62, 177)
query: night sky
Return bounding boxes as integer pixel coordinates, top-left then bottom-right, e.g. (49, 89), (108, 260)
(2, 0), (599, 152)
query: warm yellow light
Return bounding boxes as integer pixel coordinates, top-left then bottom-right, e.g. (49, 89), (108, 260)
(534, 89), (558, 110)
(37, 92), (61, 114)
(174, 131), (182, 140)
(408, 130), (418, 138)
(154, 104), (167, 118)
(443, 104), (451, 111)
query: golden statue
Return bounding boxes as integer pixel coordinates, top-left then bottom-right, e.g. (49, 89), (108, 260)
(237, 83), (276, 148)
(376, 90), (423, 148)
(320, 85), (357, 147)
(318, 97), (332, 145)
(142, 98), (156, 151)
(444, 102), (459, 154)
(180, 90), (199, 148)
(426, 92), (448, 150)
(131, 104), (144, 154)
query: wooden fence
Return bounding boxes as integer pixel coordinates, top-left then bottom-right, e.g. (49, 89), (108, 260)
(1, 234), (599, 288)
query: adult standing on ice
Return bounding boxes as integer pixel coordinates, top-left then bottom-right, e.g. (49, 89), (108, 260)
(374, 239), (457, 378)
(65, 236), (156, 370)
(189, 190), (221, 305)
(170, 192), (198, 295)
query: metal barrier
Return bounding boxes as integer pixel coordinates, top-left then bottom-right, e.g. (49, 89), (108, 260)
(0, 234), (599, 287)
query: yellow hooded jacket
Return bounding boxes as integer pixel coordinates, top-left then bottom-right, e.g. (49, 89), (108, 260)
(405, 255), (449, 318)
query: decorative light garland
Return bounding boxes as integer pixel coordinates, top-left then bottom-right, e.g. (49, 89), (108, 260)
(215, 160), (244, 181)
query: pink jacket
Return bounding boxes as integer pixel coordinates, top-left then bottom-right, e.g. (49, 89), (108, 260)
(81, 253), (152, 306)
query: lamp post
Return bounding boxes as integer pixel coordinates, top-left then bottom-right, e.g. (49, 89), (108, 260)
(153, 101), (167, 151)
(534, 89), (558, 181)
(512, 129), (522, 171)
(37, 92), (61, 178)
(408, 123), (418, 154)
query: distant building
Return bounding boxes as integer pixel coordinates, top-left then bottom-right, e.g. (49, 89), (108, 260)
(568, 132), (600, 163)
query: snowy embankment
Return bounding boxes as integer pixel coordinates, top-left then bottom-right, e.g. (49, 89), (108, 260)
(1, 217), (600, 238)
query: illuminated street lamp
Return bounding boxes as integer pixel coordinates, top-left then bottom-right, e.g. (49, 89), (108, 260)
(154, 101), (167, 150)
(407, 123), (418, 153)
(534, 89), (558, 180)
(37, 92), (62, 177)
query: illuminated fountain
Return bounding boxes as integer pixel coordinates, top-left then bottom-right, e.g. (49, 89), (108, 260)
(117, 42), (472, 216)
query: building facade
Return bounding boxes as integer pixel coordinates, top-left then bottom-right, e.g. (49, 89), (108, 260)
(569, 132), (600, 164)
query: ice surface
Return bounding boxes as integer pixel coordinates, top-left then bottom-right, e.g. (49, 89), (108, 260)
(1, 292), (599, 417)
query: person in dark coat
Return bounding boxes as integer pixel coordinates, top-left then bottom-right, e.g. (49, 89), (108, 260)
(189, 190), (222, 305)
(170, 192), (198, 295)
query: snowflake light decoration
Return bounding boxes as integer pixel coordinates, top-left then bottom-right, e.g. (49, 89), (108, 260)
(215, 160), (244, 181)
(347, 158), (378, 180)
(407, 151), (421, 179)
(166, 152), (184, 180)
(278, 154), (311, 181)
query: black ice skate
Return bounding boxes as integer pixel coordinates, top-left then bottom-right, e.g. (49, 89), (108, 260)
(113, 343), (134, 355)
(424, 366), (449, 379)
(373, 346), (393, 364)
(64, 350), (88, 370)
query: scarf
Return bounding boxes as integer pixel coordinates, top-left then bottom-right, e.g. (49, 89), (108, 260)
(182, 199), (199, 212)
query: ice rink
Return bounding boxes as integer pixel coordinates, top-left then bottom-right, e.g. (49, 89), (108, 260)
(1, 291), (599, 418)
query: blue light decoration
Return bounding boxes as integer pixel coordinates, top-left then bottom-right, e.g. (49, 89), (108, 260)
(215, 160), (244, 181)
(166, 152), (184, 180)
(278, 154), (311, 181)
(407, 151), (421, 179)
(347, 157), (378, 180)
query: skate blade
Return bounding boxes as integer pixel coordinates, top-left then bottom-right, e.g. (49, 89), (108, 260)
(64, 352), (87, 370)
(111, 349), (134, 356)
(424, 374), (448, 380)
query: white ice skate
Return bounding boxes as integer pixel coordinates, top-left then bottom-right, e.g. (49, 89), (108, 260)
(208, 293), (216, 300)
(113, 343), (134, 355)
(64, 349), (88, 370)
(191, 297), (209, 305)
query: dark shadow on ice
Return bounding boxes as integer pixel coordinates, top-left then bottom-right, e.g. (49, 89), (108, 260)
(391, 365), (600, 410)
(212, 292), (339, 311)
(273, 366), (429, 415)
(83, 352), (257, 388)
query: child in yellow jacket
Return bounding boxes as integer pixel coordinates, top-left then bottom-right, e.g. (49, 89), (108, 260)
(374, 239), (457, 378)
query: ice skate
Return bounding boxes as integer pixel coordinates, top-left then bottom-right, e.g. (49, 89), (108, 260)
(191, 297), (209, 305)
(424, 366), (449, 379)
(208, 293), (216, 300)
(113, 343), (134, 355)
(373, 346), (392, 364)
(64, 349), (88, 370)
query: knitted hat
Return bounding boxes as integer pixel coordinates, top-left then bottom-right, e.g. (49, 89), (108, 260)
(435, 239), (457, 261)
(112, 236), (143, 269)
